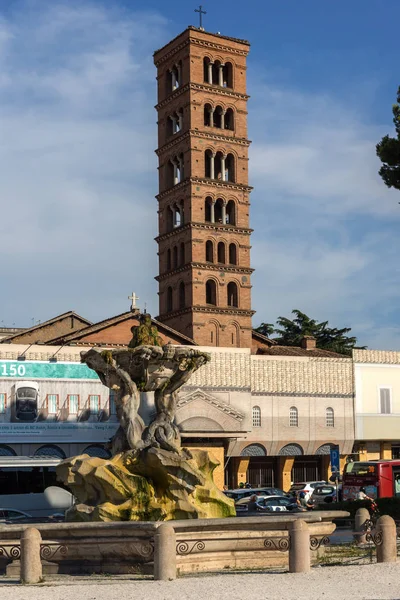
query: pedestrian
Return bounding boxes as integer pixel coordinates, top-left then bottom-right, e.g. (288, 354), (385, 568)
(356, 487), (372, 501)
(298, 491), (314, 511)
(247, 494), (259, 514)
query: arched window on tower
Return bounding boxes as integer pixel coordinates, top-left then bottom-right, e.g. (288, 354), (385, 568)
(174, 206), (181, 227)
(227, 282), (238, 307)
(252, 406), (261, 427)
(179, 282), (185, 309)
(223, 62), (233, 88)
(166, 287), (173, 312)
(173, 246), (178, 269)
(205, 280), (217, 305)
(205, 197), (212, 222)
(225, 153), (235, 182)
(205, 150), (213, 178)
(206, 240), (214, 263)
(225, 108), (234, 130)
(289, 406), (298, 427)
(214, 106), (223, 128)
(214, 198), (223, 223)
(166, 207), (174, 232)
(180, 242), (185, 266)
(212, 60), (220, 85)
(226, 200), (236, 225)
(166, 249), (171, 271)
(203, 57), (213, 84)
(217, 241), (226, 264)
(204, 103), (212, 127)
(214, 151), (223, 180)
(229, 243), (237, 265)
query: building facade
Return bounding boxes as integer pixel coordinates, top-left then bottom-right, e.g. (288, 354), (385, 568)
(0, 340), (355, 491)
(354, 349), (400, 461)
(154, 27), (254, 348)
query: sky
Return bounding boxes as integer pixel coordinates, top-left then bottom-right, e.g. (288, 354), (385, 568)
(0, 0), (399, 350)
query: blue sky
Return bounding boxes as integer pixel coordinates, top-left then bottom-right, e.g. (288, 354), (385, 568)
(0, 0), (399, 349)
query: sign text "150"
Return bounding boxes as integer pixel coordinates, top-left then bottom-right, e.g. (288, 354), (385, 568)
(1, 363), (26, 377)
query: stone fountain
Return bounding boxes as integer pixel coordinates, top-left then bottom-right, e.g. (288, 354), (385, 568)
(57, 315), (235, 521)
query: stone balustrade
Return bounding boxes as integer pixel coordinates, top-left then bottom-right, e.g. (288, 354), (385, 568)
(0, 511), (348, 582)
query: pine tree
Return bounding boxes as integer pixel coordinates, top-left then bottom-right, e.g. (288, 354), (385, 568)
(376, 86), (400, 191)
(255, 309), (364, 355)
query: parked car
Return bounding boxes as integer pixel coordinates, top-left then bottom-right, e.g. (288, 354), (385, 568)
(0, 508), (65, 524)
(235, 494), (298, 513)
(0, 509), (33, 522)
(224, 487), (288, 503)
(256, 496), (299, 512)
(289, 481), (326, 502)
(311, 484), (342, 505)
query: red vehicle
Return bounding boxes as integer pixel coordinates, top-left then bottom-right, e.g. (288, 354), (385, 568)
(343, 460), (400, 500)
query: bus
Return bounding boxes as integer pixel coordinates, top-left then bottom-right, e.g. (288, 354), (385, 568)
(0, 456), (74, 517)
(343, 459), (400, 500)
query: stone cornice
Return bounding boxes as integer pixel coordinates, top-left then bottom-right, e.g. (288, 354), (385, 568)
(156, 178), (252, 201)
(155, 82), (249, 111)
(155, 222), (253, 243)
(155, 262), (254, 282)
(193, 306), (255, 317)
(154, 27), (249, 68)
(155, 129), (251, 156)
(157, 305), (255, 321)
(153, 34), (249, 69)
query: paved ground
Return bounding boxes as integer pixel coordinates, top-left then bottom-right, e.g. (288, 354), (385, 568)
(1, 563), (400, 600)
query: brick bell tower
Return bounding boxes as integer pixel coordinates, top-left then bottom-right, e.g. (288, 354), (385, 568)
(154, 26), (254, 347)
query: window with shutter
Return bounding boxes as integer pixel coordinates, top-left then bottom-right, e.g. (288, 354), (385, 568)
(380, 388), (391, 414)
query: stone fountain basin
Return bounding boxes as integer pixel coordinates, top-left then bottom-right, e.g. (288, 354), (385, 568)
(93, 346), (208, 393)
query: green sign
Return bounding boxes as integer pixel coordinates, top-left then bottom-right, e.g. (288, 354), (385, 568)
(0, 360), (99, 381)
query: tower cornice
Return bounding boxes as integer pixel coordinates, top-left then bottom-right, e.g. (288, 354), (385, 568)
(155, 129), (251, 156)
(155, 262), (254, 282)
(156, 177), (252, 202)
(154, 28), (249, 68)
(155, 222), (253, 244)
(156, 305), (255, 321)
(155, 82), (249, 111)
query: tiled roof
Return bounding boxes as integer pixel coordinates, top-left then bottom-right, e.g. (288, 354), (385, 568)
(257, 345), (347, 358)
(251, 355), (353, 396)
(252, 330), (277, 346)
(0, 311), (91, 343)
(48, 311), (196, 346)
(353, 349), (400, 364)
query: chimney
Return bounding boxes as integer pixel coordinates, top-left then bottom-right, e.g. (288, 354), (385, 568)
(301, 335), (316, 350)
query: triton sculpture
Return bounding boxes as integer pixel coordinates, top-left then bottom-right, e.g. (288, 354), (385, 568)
(57, 315), (235, 521)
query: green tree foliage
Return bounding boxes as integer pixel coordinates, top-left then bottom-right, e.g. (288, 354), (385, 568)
(255, 309), (364, 355)
(254, 322), (275, 337)
(376, 86), (400, 191)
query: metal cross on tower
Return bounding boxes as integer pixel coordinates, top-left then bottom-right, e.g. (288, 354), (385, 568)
(195, 5), (206, 29)
(128, 292), (140, 310)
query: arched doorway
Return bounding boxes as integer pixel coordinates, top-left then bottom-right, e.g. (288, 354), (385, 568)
(83, 445), (111, 459)
(34, 445), (66, 459)
(0, 445), (16, 456)
(237, 444), (275, 489)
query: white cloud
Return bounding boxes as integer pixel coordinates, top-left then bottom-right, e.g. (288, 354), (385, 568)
(0, 2), (167, 324)
(249, 78), (400, 349)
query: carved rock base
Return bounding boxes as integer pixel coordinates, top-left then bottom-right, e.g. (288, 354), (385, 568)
(57, 448), (235, 521)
